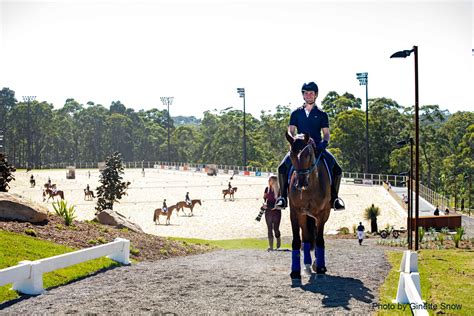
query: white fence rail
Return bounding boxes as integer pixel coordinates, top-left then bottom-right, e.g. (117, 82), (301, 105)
(0, 238), (130, 295)
(394, 250), (429, 316)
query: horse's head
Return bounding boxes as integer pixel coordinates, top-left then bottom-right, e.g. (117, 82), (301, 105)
(286, 132), (317, 191)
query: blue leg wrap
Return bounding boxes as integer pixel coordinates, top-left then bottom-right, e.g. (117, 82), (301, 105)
(316, 246), (325, 268)
(303, 242), (311, 265)
(291, 249), (301, 271)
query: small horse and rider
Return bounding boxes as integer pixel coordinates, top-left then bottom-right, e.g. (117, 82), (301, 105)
(275, 82), (346, 279)
(153, 199), (178, 225)
(29, 175), (36, 188)
(84, 184), (95, 200)
(42, 182), (64, 201)
(222, 182), (238, 201)
(176, 192), (202, 216)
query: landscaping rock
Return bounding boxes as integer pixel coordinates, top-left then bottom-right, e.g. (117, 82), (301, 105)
(0, 192), (48, 223)
(95, 209), (143, 233)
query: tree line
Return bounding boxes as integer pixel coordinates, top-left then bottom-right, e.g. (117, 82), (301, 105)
(0, 87), (472, 207)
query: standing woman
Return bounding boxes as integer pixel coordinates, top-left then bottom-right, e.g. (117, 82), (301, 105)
(264, 175), (281, 251)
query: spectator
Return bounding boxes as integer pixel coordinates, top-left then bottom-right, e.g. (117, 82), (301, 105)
(444, 207), (450, 215)
(434, 205), (440, 216)
(357, 222), (365, 246)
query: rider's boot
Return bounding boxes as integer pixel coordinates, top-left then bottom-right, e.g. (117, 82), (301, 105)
(275, 167), (289, 210)
(276, 237), (281, 249)
(267, 237), (274, 251)
(331, 173), (345, 210)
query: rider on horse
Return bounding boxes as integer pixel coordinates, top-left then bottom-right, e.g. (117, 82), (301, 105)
(185, 192), (191, 206)
(275, 81), (345, 211)
(162, 199), (168, 213)
(228, 182), (233, 194)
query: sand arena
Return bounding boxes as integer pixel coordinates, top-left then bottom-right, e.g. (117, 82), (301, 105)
(10, 168), (406, 240)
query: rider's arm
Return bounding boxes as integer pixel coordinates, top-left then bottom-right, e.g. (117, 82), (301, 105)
(288, 125), (296, 136)
(322, 127), (330, 142)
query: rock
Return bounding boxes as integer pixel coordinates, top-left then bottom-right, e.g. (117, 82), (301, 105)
(95, 209), (143, 233)
(0, 192), (49, 223)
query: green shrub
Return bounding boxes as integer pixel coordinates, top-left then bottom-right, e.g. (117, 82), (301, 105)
(88, 239), (98, 245)
(418, 227), (425, 242)
(438, 233), (445, 244)
(55, 224), (64, 230)
(338, 227), (350, 235)
(97, 237), (107, 244)
(440, 227), (449, 235)
(52, 200), (76, 226)
(352, 224), (357, 234)
(130, 247), (140, 256)
(24, 228), (37, 237)
(454, 227), (465, 248)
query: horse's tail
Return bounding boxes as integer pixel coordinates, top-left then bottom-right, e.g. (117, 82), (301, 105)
(60, 191), (64, 200)
(153, 210), (157, 222)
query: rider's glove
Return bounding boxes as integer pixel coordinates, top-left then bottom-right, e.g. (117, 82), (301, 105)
(316, 140), (328, 152)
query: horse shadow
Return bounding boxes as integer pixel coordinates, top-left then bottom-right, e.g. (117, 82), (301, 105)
(292, 274), (375, 310)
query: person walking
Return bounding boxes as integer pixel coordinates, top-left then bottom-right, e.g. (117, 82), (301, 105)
(357, 222), (365, 245)
(263, 175), (281, 251)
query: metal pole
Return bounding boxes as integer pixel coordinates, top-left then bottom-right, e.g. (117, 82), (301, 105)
(243, 93), (247, 169)
(409, 138), (414, 249)
(414, 45), (420, 251)
(365, 81), (369, 174)
(167, 102), (170, 163)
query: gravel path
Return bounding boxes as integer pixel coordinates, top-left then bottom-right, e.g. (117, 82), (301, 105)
(1, 239), (394, 315)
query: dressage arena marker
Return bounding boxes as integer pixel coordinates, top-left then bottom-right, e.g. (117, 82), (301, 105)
(393, 250), (428, 316)
(0, 238), (130, 295)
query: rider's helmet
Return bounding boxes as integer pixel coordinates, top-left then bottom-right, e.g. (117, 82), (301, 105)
(301, 82), (319, 93)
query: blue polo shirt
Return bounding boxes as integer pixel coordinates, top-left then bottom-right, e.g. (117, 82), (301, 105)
(289, 105), (329, 143)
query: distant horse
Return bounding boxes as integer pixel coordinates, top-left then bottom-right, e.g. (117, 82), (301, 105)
(84, 188), (95, 200)
(30, 178), (36, 188)
(153, 204), (178, 225)
(176, 199), (202, 216)
(286, 133), (332, 279)
(222, 187), (238, 201)
(43, 188), (65, 202)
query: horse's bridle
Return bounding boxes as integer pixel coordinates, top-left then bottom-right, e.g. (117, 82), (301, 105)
(293, 144), (323, 176)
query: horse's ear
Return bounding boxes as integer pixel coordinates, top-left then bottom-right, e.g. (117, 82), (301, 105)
(304, 133), (310, 144)
(285, 132), (294, 144)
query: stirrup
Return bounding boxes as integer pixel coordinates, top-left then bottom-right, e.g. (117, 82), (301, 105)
(332, 198), (345, 211)
(275, 197), (287, 210)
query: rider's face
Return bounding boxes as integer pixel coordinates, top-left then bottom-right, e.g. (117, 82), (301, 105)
(302, 90), (317, 105)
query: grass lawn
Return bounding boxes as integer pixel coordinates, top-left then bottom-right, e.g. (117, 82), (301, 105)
(0, 230), (119, 304)
(378, 249), (474, 315)
(168, 236), (291, 250)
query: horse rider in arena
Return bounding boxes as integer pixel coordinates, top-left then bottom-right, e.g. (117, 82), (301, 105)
(185, 192), (191, 206)
(162, 199), (168, 213)
(275, 81), (345, 211)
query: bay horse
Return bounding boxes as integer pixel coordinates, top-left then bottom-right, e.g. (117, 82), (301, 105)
(153, 204), (177, 225)
(84, 188), (95, 200)
(176, 199), (202, 216)
(222, 187), (238, 201)
(43, 188), (65, 202)
(286, 133), (332, 279)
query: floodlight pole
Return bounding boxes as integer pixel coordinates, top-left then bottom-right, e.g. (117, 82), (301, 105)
(237, 88), (247, 168)
(22, 96), (36, 169)
(160, 97), (174, 163)
(356, 72), (369, 173)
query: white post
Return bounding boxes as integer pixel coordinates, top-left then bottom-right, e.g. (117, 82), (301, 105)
(107, 238), (130, 265)
(12, 261), (44, 295)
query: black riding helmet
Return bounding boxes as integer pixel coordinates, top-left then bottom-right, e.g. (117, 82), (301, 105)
(301, 82), (319, 93)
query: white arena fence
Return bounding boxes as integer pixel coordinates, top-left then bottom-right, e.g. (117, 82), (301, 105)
(0, 238), (130, 295)
(25, 160), (408, 187)
(394, 250), (429, 316)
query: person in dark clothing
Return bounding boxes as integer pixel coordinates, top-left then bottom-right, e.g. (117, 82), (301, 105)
(185, 192), (191, 206)
(275, 81), (345, 211)
(357, 222), (365, 245)
(162, 199), (168, 213)
(434, 205), (440, 216)
(263, 176), (281, 251)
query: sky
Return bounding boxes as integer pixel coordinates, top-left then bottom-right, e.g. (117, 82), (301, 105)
(1, 0), (472, 119)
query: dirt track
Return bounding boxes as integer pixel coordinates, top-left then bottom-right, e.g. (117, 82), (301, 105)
(0, 239), (393, 314)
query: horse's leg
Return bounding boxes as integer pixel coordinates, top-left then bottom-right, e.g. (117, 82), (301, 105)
(290, 210), (302, 279)
(300, 216), (313, 276)
(313, 216), (328, 274)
